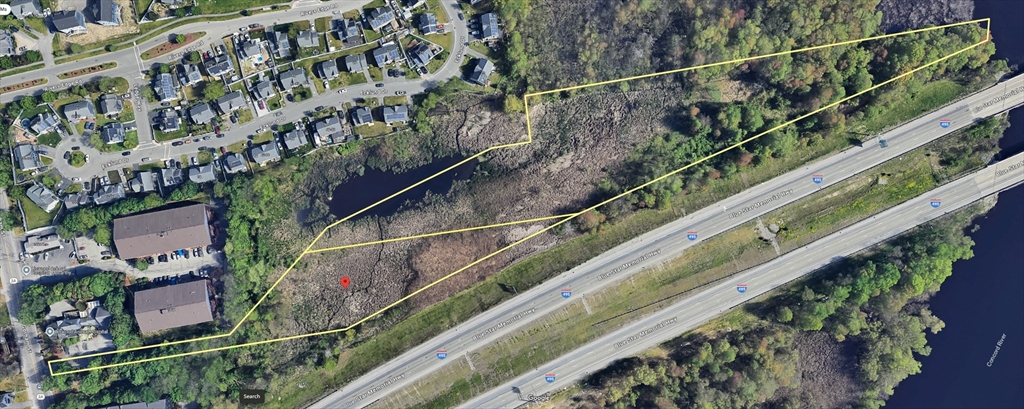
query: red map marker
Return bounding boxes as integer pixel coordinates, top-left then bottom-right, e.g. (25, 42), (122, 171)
(341, 276), (350, 289)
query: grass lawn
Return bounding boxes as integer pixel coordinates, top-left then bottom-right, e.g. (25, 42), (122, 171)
(382, 96), (407, 106)
(363, 28), (382, 43)
(424, 32), (454, 51)
(253, 130), (275, 144)
(353, 122), (389, 138)
(39, 156), (53, 166)
(292, 86), (313, 102)
(468, 42), (500, 60)
(37, 133), (61, 147)
(237, 109), (254, 124)
(426, 0), (450, 23)
(20, 199), (55, 230)
(197, 150), (214, 164)
(154, 128), (188, 142)
(267, 96), (282, 110)
(24, 17), (48, 36)
(362, 0), (385, 9)
(329, 71), (368, 89)
(315, 16), (331, 33)
(204, 0), (282, 14)
(368, 66), (383, 82)
(226, 140), (248, 153)
(425, 51), (448, 73)
(853, 80), (964, 134)
(69, 151), (86, 167)
(223, 39), (244, 78)
(0, 64), (45, 79)
(141, 32), (206, 60)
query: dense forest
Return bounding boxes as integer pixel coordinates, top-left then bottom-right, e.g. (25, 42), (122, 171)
(573, 202), (984, 408)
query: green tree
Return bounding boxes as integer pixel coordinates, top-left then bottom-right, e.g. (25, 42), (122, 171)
(42, 91), (58, 103)
(175, 34), (186, 44)
(20, 96), (37, 110)
(503, 94), (524, 114)
(98, 77), (117, 93)
(93, 224), (112, 246)
(201, 81), (226, 101)
(135, 259), (149, 271)
(776, 306), (793, 323)
(174, 8), (186, 17)
(69, 43), (84, 54)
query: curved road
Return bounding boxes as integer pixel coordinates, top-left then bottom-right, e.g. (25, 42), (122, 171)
(310, 75), (1024, 408)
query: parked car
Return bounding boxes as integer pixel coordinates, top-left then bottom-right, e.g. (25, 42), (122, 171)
(172, 141), (184, 146)
(191, 157), (198, 166)
(72, 177), (80, 181)
(100, 251), (111, 256)
(68, 252), (75, 259)
(161, 102), (171, 107)
(315, 106), (325, 112)
(206, 245), (214, 254)
(71, 146), (80, 150)
(158, 254), (168, 263)
(203, 135), (212, 140)
(458, 12), (464, 20)
(183, 250), (190, 259)
(239, 27), (248, 32)
(121, 151), (131, 156)
(375, 83), (384, 88)
(141, 157), (150, 162)
(395, 90), (407, 95)
(64, 151), (71, 160)
(83, 182), (90, 191)
(230, 116), (237, 123)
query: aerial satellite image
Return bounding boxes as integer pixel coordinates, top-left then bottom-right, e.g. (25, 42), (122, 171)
(0, 0), (1020, 407)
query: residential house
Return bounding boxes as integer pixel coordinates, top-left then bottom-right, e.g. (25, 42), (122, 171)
(26, 184), (59, 212)
(403, 0), (425, 9)
(278, 68), (309, 89)
(249, 142), (280, 166)
(371, 42), (401, 67)
(51, 10), (87, 36)
(10, 0), (42, 19)
(282, 128), (308, 151)
(63, 100), (96, 122)
(29, 112), (60, 135)
(13, 144), (41, 170)
(129, 171), (158, 193)
(133, 281), (213, 333)
(251, 81), (275, 100)
(317, 61), (339, 80)
(63, 192), (92, 210)
(351, 106), (373, 126)
(223, 152), (249, 173)
(0, 31), (14, 57)
(154, 73), (178, 102)
(296, 30), (320, 49)
(101, 122), (126, 144)
(188, 164), (216, 183)
(159, 167), (184, 187)
(93, 0), (122, 26)
(332, 19), (360, 40)
(44, 304), (111, 342)
(93, 183), (126, 205)
(204, 53), (235, 78)
(215, 91), (246, 114)
(178, 64), (203, 87)
(98, 94), (123, 116)
(112, 203), (212, 260)
(159, 0), (184, 6)
(188, 103), (215, 124)
(383, 105), (409, 125)
(344, 54), (368, 72)
(270, 31), (292, 59)
(467, 58), (494, 86)
(419, 13), (438, 34)
(314, 115), (346, 145)
(480, 13), (502, 40)
(367, 7), (396, 31)
(238, 39), (262, 62)
(155, 109), (181, 131)
(408, 43), (435, 68)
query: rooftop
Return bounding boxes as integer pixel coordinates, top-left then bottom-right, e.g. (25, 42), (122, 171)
(112, 203), (212, 260)
(133, 281), (213, 334)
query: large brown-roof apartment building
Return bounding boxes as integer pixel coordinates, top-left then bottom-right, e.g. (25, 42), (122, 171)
(133, 280), (213, 333)
(112, 203), (213, 260)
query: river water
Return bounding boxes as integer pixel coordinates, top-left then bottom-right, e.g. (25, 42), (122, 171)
(886, 1), (1024, 407)
(328, 157), (478, 221)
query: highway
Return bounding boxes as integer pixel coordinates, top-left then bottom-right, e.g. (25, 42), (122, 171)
(309, 74), (1024, 408)
(461, 150), (1024, 408)
(4, 0), (472, 185)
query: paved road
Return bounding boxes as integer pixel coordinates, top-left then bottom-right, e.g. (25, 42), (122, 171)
(462, 150), (1024, 408)
(7, 0), (473, 184)
(309, 75), (1024, 408)
(0, 190), (48, 409)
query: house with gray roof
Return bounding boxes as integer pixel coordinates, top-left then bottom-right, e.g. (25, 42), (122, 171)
(215, 91), (246, 114)
(351, 106), (373, 126)
(155, 109), (181, 131)
(159, 167), (184, 187)
(98, 94), (123, 116)
(93, 0), (122, 26)
(238, 39), (262, 61)
(367, 7), (396, 31)
(0, 31), (14, 57)
(480, 13), (501, 40)
(317, 61), (339, 79)
(408, 43), (435, 68)
(252, 81), (275, 100)
(278, 68), (309, 89)
(52, 11), (87, 36)
(467, 58), (494, 86)
(282, 128), (309, 151)
(345, 54), (368, 72)
(63, 100), (96, 122)
(372, 42), (401, 67)
(204, 54), (235, 78)
(419, 13), (438, 34)
(154, 73), (178, 102)
(159, 0), (184, 6)
(93, 183), (126, 205)
(249, 142), (280, 166)
(101, 122), (126, 144)
(13, 144), (40, 170)
(296, 30), (320, 48)
(314, 115), (346, 145)
(64, 192), (93, 210)
(29, 112), (60, 135)
(10, 0), (43, 19)
(188, 103), (215, 124)
(224, 152), (250, 173)
(178, 64), (203, 87)
(130, 171), (157, 193)
(383, 105), (409, 125)
(270, 31), (292, 58)
(188, 164), (216, 183)
(332, 19), (361, 40)
(26, 184), (59, 212)
(134, 281), (213, 333)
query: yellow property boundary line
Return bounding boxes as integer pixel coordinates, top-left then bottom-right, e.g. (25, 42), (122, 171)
(49, 18), (990, 376)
